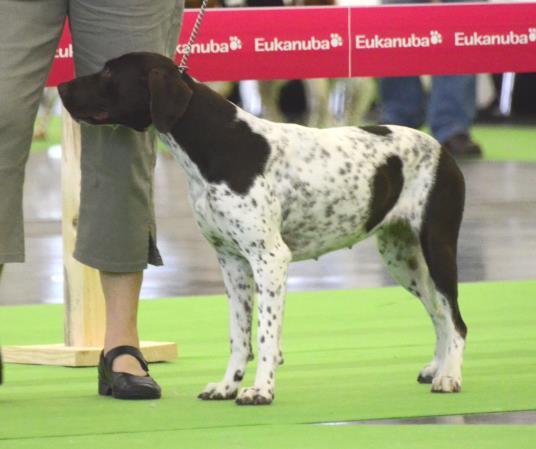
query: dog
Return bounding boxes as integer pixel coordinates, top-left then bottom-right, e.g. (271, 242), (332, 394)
(58, 52), (467, 405)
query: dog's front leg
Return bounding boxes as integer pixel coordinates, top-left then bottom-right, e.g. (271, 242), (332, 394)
(236, 239), (291, 406)
(198, 254), (255, 400)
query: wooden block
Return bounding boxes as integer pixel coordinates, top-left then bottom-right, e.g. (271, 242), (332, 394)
(62, 110), (106, 348)
(2, 341), (177, 367)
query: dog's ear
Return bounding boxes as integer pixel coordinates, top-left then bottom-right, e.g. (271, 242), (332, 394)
(148, 68), (193, 133)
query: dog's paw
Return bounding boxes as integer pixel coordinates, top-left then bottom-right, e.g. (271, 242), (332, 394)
(235, 386), (274, 405)
(197, 382), (238, 400)
(417, 361), (438, 384)
(431, 375), (461, 393)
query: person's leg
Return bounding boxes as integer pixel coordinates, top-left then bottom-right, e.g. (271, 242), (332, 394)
(379, 76), (426, 128)
(0, 264), (2, 384)
(425, 0), (481, 156)
(0, 0), (66, 384)
(427, 74), (481, 157)
(68, 0), (183, 381)
(378, 0), (426, 128)
(0, 0), (67, 265)
(100, 271), (145, 376)
(427, 74), (476, 144)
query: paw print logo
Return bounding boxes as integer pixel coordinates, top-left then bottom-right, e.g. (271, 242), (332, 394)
(529, 28), (536, 42)
(229, 36), (242, 51)
(430, 30), (443, 45)
(330, 33), (343, 48)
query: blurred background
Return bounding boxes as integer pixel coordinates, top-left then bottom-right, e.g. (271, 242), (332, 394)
(1, 0), (535, 307)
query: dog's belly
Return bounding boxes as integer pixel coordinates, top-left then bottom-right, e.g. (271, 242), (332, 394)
(263, 127), (378, 261)
(284, 227), (367, 261)
(280, 196), (370, 261)
(272, 158), (373, 261)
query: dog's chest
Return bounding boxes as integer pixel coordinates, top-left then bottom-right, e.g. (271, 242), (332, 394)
(160, 132), (250, 256)
(160, 133), (213, 223)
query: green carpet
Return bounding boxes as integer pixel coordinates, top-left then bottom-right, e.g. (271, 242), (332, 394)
(30, 116), (62, 154)
(3, 425), (536, 449)
(1, 280), (536, 448)
(472, 125), (536, 162)
(31, 118), (536, 162)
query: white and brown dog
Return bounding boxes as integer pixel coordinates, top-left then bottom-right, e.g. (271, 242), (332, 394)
(59, 52), (467, 405)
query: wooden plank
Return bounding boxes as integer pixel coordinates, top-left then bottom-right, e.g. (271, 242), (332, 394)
(61, 110), (106, 347)
(3, 341), (177, 367)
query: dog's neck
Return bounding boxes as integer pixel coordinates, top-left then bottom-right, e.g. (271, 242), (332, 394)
(171, 74), (239, 139)
(162, 74), (271, 195)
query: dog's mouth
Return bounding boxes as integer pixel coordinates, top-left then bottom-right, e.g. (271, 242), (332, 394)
(72, 111), (111, 125)
(91, 111), (110, 122)
(71, 112), (149, 132)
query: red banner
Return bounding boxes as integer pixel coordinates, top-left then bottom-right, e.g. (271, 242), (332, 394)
(47, 3), (536, 86)
(349, 3), (536, 77)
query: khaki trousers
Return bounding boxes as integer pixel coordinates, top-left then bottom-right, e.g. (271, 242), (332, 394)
(0, 0), (183, 271)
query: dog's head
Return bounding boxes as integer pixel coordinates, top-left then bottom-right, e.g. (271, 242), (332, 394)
(58, 52), (193, 133)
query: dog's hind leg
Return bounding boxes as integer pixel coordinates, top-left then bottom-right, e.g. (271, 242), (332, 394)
(418, 149), (466, 392)
(236, 236), (292, 405)
(376, 218), (466, 393)
(376, 150), (466, 393)
(198, 254), (255, 400)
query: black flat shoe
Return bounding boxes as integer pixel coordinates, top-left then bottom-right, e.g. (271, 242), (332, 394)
(98, 345), (161, 400)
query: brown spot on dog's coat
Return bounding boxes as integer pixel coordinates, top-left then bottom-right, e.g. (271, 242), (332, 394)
(360, 125), (393, 137)
(365, 156), (404, 232)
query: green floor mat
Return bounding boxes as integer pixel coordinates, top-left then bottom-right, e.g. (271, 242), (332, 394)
(1, 280), (535, 447)
(2, 424), (536, 449)
(473, 125), (536, 162)
(30, 116), (62, 154)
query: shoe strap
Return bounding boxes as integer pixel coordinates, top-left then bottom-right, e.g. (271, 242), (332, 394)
(103, 345), (149, 372)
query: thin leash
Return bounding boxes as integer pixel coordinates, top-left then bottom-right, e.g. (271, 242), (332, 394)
(178, 0), (209, 74)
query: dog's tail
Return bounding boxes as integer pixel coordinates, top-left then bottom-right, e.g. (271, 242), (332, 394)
(420, 146), (467, 337)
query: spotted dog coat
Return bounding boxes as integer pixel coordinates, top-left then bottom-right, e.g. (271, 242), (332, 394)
(59, 52), (467, 405)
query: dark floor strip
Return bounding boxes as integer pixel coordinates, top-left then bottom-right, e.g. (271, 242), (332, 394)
(313, 410), (536, 425)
